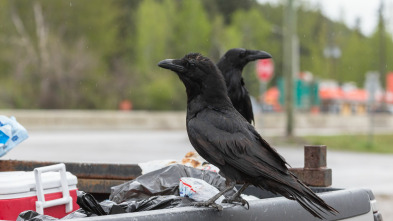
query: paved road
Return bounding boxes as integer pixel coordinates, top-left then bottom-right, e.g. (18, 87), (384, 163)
(3, 130), (393, 196)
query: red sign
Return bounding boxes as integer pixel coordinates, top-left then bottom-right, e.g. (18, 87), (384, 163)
(256, 59), (274, 82)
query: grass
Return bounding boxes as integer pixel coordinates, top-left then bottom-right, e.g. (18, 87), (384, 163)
(267, 134), (393, 153)
(301, 134), (393, 153)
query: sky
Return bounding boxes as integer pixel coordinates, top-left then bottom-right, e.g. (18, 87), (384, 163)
(258, 0), (392, 36)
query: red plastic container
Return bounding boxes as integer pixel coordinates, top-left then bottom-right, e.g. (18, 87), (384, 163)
(0, 169), (79, 220)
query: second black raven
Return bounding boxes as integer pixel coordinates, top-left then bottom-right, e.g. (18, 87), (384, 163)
(217, 48), (272, 124)
(158, 53), (338, 219)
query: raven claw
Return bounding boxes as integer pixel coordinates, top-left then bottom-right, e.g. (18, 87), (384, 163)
(222, 196), (249, 209)
(193, 201), (223, 211)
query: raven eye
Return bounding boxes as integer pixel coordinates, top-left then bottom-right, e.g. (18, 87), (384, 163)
(239, 51), (246, 58)
(189, 62), (196, 68)
(184, 61), (195, 69)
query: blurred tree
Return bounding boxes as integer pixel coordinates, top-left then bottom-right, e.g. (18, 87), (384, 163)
(201, 0), (256, 24)
(208, 15), (226, 61)
(257, 3), (284, 85)
(134, 0), (174, 73)
(297, 7), (329, 79)
(173, 1), (211, 57)
(368, 29), (393, 85)
(131, 0), (187, 110)
(42, 0), (119, 60)
(337, 31), (373, 85)
(7, 1), (102, 108)
(365, 2), (393, 88)
(0, 0), (120, 109)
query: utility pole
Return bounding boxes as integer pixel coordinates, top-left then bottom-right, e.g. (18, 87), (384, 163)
(283, 0), (297, 137)
(378, 0), (386, 86)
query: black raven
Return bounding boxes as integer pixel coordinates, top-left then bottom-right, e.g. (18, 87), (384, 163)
(158, 53), (338, 219)
(217, 48), (272, 124)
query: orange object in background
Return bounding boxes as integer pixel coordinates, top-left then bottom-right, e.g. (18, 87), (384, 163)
(386, 73), (393, 104)
(263, 87), (281, 111)
(343, 89), (367, 102)
(119, 100), (133, 111)
(319, 88), (367, 102)
(319, 88), (344, 100)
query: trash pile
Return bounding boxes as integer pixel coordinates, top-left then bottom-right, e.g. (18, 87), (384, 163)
(16, 157), (259, 220)
(0, 115), (263, 220)
(0, 121), (257, 221)
(109, 164), (234, 203)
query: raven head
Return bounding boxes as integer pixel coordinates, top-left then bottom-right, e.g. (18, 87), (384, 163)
(158, 53), (221, 84)
(219, 48), (272, 70)
(158, 53), (230, 105)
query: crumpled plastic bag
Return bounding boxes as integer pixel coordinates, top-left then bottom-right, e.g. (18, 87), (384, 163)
(74, 191), (193, 217)
(17, 194), (194, 220)
(0, 115), (29, 157)
(17, 209), (90, 221)
(119, 195), (194, 212)
(76, 191), (106, 216)
(179, 177), (225, 203)
(18, 165), (237, 220)
(17, 211), (58, 221)
(109, 164), (235, 204)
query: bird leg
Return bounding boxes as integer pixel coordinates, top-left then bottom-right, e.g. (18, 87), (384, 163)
(222, 183), (250, 209)
(192, 182), (236, 211)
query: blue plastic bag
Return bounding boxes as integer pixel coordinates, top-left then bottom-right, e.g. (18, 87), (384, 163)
(0, 116), (29, 157)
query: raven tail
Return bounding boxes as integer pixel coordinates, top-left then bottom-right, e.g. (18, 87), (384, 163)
(259, 180), (339, 219)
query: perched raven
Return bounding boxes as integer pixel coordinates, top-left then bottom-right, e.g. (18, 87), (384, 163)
(158, 53), (338, 219)
(217, 48), (272, 124)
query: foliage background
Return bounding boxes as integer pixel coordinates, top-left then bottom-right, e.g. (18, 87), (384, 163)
(0, 0), (391, 110)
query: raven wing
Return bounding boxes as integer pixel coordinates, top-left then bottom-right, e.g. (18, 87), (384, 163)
(227, 78), (254, 124)
(239, 78), (254, 124)
(240, 87), (254, 124)
(187, 107), (289, 178)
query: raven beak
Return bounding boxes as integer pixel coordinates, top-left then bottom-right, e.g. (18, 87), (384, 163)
(246, 50), (272, 62)
(158, 59), (185, 73)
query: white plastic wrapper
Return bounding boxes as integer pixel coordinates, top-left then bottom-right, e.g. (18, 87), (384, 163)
(179, 177), (225, 203)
